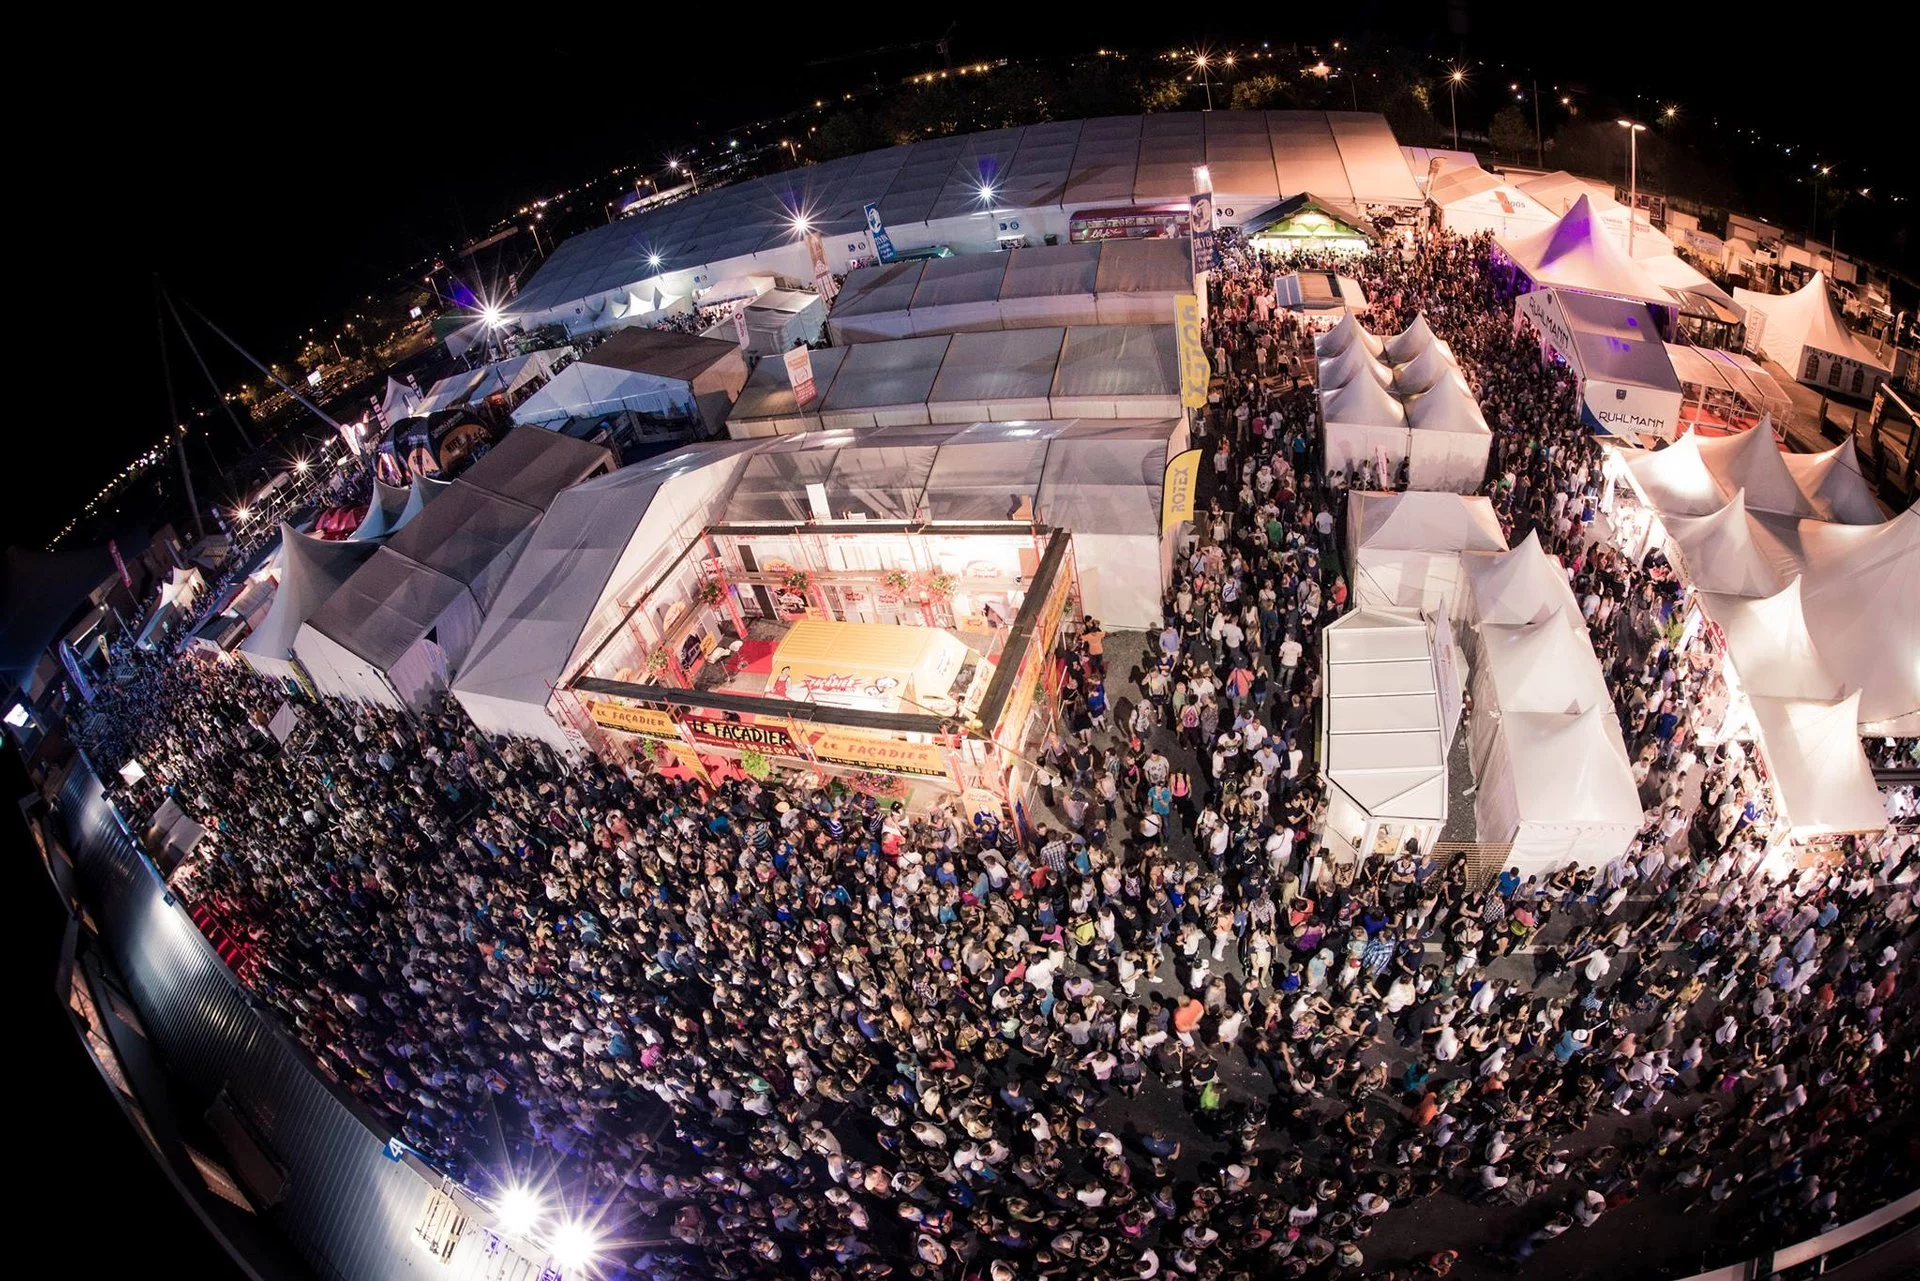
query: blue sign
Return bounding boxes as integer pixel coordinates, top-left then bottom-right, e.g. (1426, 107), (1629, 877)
(864, 203), (897, 264)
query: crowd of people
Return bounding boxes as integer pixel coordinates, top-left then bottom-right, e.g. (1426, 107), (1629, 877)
(64, 224), (1920, 1281)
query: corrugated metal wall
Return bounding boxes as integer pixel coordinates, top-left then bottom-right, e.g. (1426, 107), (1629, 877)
(58, 762), (446, 1281)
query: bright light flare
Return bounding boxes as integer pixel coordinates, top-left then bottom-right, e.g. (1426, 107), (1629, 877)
(547, 1219), (602, 1274)
(480, 304), (504, 328)
(790, 213), (812, 234)
(976, 182), (997, 203)
(647, 252), (662, 268)
(493, 1185), (544, 1239)
(294, 458), (310, 474)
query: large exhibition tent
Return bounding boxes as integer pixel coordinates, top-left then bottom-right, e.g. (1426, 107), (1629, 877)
(1319, 608), (1448, 864)
(740, 289), (827, 358)
(1779, 438), (1884, 525)
(350, 479), (411, 541)
(238, 524), (378, 685)
(451, 442), (761, 747)
(1347, 491), (1507, 613)
(726, 326), (1181, 436)
(294, 430), (614, 709)
(1747, 692), (1890, 839)
(511, 329), (748, 435)
(1732, 272), (1891, 394)
(1516, 288), (1683, 439)
(1495, 195), (1673, 308)
(1429, 165), (1558, 240)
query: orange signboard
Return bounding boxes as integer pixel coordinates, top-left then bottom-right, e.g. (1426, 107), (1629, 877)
(800, 726), (953, 781)
(586, 700), (682, 740)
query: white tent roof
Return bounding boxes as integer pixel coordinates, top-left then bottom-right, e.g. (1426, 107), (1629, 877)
(1351, 490), (1507, 553)
(1322, 608), (1447, 821)
(1500, 704), (1644, 825)
(1462, 531), (1583, 627)
(418, 367), (494, 416)
(451, 442), (762, 739)
(1321, 368), (1406, 427)
(1382, 313), (1438, 364)
(1748, 692), (1888, 838)
(397, 475), (451, 529)
(1699, 577), (1842, 701)
(1392, 341), (1464, 395)
(1695, 421), (1825, 519)
(1496, 194), (1673, 306)
(1528, 289), (1681, 393)
(1405, 375), (1490, 436)
(350, 479), (412, 542)
(379, 377), (422, 426)
(1477, 616), (1613, 714)
(1731, 272), (1891, 373)
(1314, 310), (1384, 359)
(1623, 431), (1723, 516)
(1780, 439), (1884, 525)
(1317, 342), (1393, 391)
(1793, 509), (1920, 733)
(239, 524), (377, 672)
(1663, 344), (1789, 418)
(1660, 491), (1784, 598)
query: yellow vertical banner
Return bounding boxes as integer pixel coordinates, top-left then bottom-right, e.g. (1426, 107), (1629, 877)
(1175, 293), (1209, 409)
(1161, 449), (1202, 532)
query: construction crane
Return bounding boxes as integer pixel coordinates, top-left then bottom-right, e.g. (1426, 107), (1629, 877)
(807, 21), (955, 71)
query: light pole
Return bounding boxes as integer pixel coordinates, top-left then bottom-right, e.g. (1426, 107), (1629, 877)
(1810, 164), (1831, 246)
(1616, 119), (1646, 257)
(1447, 68), (1465, 150)
(1532, 79), (1543, 167)
(1194, 54), (1214, 111)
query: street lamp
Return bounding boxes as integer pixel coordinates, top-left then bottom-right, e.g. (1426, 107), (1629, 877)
(1811, 164), (1832, 245)
(1447, 68), (1466, 150)
(1193, 53), (1214, 111)
(1616, 119), (1647, 257)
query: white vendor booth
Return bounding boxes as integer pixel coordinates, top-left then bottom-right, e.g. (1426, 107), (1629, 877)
(1319, 608), (1449, 864)
(1318, 313), (1490, 492)
(1516, 288), (1682, 441)
(1347, 491), (1508, 614)
(1731, 272), (1891, 397)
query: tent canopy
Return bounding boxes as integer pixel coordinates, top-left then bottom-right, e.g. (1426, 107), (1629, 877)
(1321, 369), (1406, 427)
(1698, 577), (1841, 701)
(350, 479), (412, 542)
(239, 524), (378, 673)
(1661, 491), (1784, 598)
(1381, 314), (1438, 364)
(1317, 342), (1392, 392)
(1779, 438), (1884, 525)
(1405, 376), (1490, 436)
(1322, 608), (1447, 821)
(1315, 310), (1384, 360)
(1496, 195), (1673, 306)
(1694, 421), (1824, 519)
(1498, 705), (1643, 824)
(1748, 692), (1888, 838)
(1731, 272), (1891, 374)
(1477, 616), (1613, 715)
(1462, 532), (1583, 628)
(1351, 491), (1506, 553)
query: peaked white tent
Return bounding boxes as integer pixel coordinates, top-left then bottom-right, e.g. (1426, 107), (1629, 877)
(1780, 439), (1884, 525)
(1794, 510), (1920, 734)
(452, 442), (760, 747)
(1473, 615), (1613, 719)
(239, 524), (378, 684)
(1732, 272), (1891, 394)
(1318, 342), (1393, 391)
(1314, 311), (1384, 360)
(1319, 608), (1449, 864)
(1392, 341), (1464, 396)
(396, 475), (451, 530)
(1320, 372), (1408, 480)
(378, 377), (422, 428)
(1659, 491), (1784, 597)
(1495, 194), (1674, 308)
(1430, 167), (1558, 240)
(1700, 577), (1842, 701)
(1403, 377), (1492, 494)
(1747, 692), (1889, 839)
(1347, 491), (1507, 613)
(1622, 430), (1722, 516)
(1475, 705), (1643, 873)
(1694, 421), (1825, 519)
(1382, 314), (1439, 364)
(1461, 532), (1583, 631)
(350, 479), (411, 542)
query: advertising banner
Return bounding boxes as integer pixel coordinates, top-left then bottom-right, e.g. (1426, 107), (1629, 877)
(801, 726), (953, 780)
(732, 303), (750, 348)
(586, 700), (683, 740)
(863, 203), (898, 264)
(1175, 294), (1210, 408)
(680, 714), (801, 756)
(1189, 192), (1216, 277)
(1161, 448), (1202, 531)
(804, 229), (838, 300)
(783, 347), (817, 407)
(59, 640), (95, 704)
(109, 539), (132, 590)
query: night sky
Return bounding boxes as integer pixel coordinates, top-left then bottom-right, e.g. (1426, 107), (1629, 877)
(15, 9), (1904, 545)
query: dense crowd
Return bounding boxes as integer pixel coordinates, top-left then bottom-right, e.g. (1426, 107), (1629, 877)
(69, 226), (1919, 1281)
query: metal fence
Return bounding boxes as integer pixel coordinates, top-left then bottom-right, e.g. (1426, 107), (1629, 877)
(55, 759), (443, 1281)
